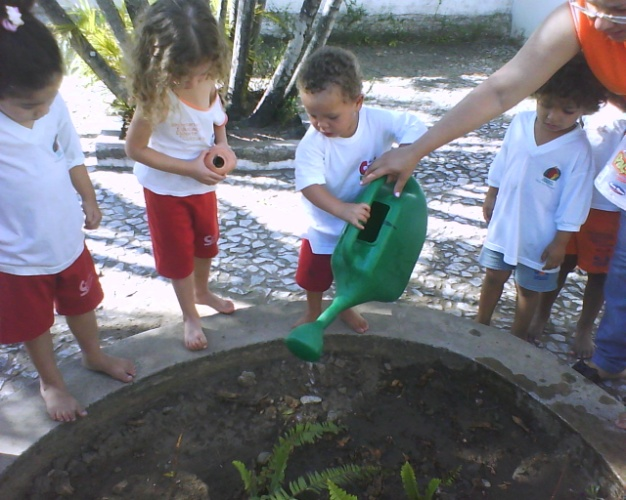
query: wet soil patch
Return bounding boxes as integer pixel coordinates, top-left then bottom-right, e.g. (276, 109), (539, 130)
(6, 340), (603, 499)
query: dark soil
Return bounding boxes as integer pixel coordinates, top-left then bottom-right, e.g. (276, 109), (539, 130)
(23, 347), (601, 500)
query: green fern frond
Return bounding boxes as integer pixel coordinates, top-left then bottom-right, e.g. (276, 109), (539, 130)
(423, 478), (442, 499)
(300, 464), (379, 494)
(327, 480), (358, 500)
(232, 460), (258, 495)
(264, 422), (344, 491)
(401, 462), (421, 500)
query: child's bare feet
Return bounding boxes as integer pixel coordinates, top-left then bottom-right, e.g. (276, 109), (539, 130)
(571, 329), (594, 359)
(40, 382), (87, 422)
(292, 311), (320, 329)
(183, 318), (208, 351)
(83, 353), (136, 383)
(339, 308), (368, 333)
(195, 289), (235, 314)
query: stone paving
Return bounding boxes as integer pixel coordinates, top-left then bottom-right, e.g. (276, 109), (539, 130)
(1, 55), (625, 410)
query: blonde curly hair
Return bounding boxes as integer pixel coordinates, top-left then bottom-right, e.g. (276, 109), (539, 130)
(127, 0), (231, 125)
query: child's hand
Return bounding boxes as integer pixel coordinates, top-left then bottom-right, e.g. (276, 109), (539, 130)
(189, 151), (227, 185)
(340, 202), (371, 230)
(82, 198), (102, 229)
(483, 187), (498, 223)
(541, 241), (566, 270)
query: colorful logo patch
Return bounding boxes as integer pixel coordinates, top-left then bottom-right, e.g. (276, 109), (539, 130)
(612, 150), (626, 175)
(543, 167), (561, 181)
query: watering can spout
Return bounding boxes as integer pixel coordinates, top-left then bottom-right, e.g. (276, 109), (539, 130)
(285, 297), (355, 362)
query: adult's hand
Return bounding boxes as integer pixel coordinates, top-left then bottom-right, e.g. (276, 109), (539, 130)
(362, 145), (421, 197)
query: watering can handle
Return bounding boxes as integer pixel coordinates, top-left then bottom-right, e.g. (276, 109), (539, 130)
(339, 176), (387, 248)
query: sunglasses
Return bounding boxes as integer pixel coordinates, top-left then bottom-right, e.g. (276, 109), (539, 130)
(570, 0), (626, 25)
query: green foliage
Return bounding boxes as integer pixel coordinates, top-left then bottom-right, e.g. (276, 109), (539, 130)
(584, 484), (606, 500)
(327, 480), (358, 500)
(400, 462), (457, 500)
(55, 0), (129, 77)
(232, 422), (379, 499)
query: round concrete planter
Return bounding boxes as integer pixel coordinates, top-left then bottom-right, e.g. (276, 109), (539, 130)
(0, 302), (624, 498)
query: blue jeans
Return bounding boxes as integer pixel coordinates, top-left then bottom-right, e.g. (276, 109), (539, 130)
(592, 210), (626, 374)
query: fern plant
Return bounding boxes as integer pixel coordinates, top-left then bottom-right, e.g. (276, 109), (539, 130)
(400, 462), (458, 500)
(232, 421), (379, 499)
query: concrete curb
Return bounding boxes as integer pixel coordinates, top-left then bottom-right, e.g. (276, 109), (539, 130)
(0, 302), (624, 497)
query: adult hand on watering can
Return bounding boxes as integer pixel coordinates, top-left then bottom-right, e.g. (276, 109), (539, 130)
(204, 144), (237, 175)
(361, 142), (427, 197)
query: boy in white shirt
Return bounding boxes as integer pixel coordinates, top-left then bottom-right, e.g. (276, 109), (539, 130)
(476, 54), (607, 343)
(531, 109), (624, 358)
(293, 46), (427, 332)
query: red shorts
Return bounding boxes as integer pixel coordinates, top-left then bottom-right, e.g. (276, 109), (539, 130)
(144, 189), (219, 279)
(0, 246), (103, 344)
(566, 208), (620, 274)
(295, 239), (333, 292)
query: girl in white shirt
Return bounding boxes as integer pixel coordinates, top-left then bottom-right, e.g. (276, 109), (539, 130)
(125, 0), (236, 351)
(0, 0), (135, 422)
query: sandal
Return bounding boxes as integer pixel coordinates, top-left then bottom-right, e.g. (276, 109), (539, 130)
(572, 359), (602, 383)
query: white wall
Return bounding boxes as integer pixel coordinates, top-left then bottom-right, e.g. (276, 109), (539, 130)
(267, 0), (511, 16)
(511, 0), (563, 38)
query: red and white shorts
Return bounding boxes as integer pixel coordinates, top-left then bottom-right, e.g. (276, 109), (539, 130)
(0, 246), (103, 344)
(144, 189), (219, 279)
(295, 239), (333, 292)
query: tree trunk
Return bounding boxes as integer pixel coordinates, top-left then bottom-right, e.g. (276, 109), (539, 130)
(95, 0), (127, 47)
(124, 0), (148, 27)
(228, 0), (257, 118)
(39, 0), (128, 102)
(285, 0), (343, 97)
(247, 0), (322, 127)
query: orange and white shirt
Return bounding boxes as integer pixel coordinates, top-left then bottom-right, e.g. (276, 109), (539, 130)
(133, 90), (227, 196)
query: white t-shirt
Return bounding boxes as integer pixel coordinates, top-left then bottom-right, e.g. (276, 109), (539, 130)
(134, 91), (227, 196)
(0, 93), (86, 275)
(485, 111), (594, 273)
(295, 106), (427, 254)
(584, 115), (626, 211)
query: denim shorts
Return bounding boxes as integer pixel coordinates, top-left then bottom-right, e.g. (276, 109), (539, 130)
(479, 247), (558, 292)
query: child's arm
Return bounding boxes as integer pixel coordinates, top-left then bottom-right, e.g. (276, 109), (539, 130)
(302, 184), (371, 230)
(483, 186), (498, 223)
(69, 165), (102, 230)
(125, 106), (226, 185)
(541, 231), (573, 270)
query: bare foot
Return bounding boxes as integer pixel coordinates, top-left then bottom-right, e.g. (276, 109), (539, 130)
(292, 311), (319, 329)
(83, 353), (136, 383)
(615, 412), (626, 430)
(183, 318), (208, 351)
(571, 330), (594, 359)
(195, 289), (235, 314)
(339, 308), (369, 333)
(40, 382), (87, 422)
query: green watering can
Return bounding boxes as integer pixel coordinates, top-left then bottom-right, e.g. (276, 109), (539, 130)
(285, 175), (428, 361)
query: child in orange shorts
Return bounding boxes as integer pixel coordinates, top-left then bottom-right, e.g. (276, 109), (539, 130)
(530, 114), (625, 357)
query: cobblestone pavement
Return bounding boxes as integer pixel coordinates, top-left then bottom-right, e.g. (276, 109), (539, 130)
(1, 45), (625, 408)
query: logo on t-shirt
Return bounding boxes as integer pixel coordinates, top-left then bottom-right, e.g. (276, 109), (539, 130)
(540, 166), (561, 187)
(204, 235), (216, 246)
(359, 158), (375, 176)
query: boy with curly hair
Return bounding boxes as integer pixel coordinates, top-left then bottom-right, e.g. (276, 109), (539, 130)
(476, 54), (608, 344)
(293, 46), (427, 332)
